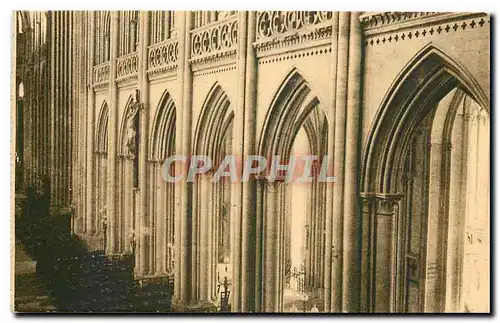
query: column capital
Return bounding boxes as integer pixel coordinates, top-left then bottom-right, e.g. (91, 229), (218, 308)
(428, 141), (452, 151)
(374, 193), (403, 216)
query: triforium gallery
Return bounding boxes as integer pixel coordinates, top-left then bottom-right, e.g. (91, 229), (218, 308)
(14, 11), (490, 313)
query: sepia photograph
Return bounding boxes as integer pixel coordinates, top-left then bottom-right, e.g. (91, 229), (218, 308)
(11, 9), (491, 313)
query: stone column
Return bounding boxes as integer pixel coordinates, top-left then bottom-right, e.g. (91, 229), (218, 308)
(138, 10), (151, 274)
(77, 12), (89, 235)
(49, 12), (60, 206)
(123, 161), (131, 253)
(199, 175), (211, 301)
(359, 194), (375, 312)
(424, 141), (450, 312)
(305, 184), (312, 288)
(342, 11), (363, 313)
(241, 10), (258, 312)
(263, 181), (280, 312)
(315, 184), (322, 290)
(210, 11), (217, 23)
(167, 181), (174, 272)
(460, 105), (479, 311)
(211, 180), (218, 300)
(309, 181), (316, 289)
(277, 184), (285, 311)
(157, 164), (167, 274)
(229, 10), (248, 311)
(330, 11), (350, 312)
(445, 112), (466, 312)
(106, 11), (119, 254)
(173, 11), (193, 305)
(372, 195), (401, 312)
(164, 11), (171, 39)
(253, 180), (264, 312)
(190, 169), (199, 301)
(86, 11), (96, 235)
(208, 181), (215, 301)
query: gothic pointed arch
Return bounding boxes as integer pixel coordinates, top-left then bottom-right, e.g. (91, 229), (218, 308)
(193, 82), (234, 161)
(358, 43), (490, 313)
(96, 101), (109, 153)
(17, 11), (31, 34)
(361, 43), (490, 194)
(93, 100), (110, 239)
(256, 68), (328, 312)
(143, 89), (178, 278)
(190, 82), (234, 304)
(149, 90), (177, 161)
(258, 68), (327, 163)
(115, 93), (141, 256)
(95, 11), (111, 64)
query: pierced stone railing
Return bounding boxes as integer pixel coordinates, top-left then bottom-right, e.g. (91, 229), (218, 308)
(190, 15), (238, 66)
(116, 51), (139, 81)
(256, 11), (334, 40)
(253, 11), (335, 57)
(93, 62), (110, 86)
(147, 38), (179, 76)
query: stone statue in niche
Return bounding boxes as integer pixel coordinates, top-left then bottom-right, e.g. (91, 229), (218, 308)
(125, 89), (143, 158)
(130, 232), (136, 254)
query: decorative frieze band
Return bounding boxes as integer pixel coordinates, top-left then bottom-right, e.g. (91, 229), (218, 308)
(360, 12), (442, 32)
(257, 45), (331, 65)
(192, 64), (236, 77)
(147, 38), (179, 77)
(116, 51), (139, 81)
(361, 12), (489, 46)
(190, 16), (238, 68)
(92, 61), (110, 86)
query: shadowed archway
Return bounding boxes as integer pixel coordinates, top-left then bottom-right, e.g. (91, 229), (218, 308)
(359, 43), (490, 313)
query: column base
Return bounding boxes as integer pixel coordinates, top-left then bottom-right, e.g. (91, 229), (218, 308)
(77, 233), (105, 251)
(171, 299), (218, 313)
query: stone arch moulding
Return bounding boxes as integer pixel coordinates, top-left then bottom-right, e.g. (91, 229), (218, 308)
(258, 67), (327, 162)
(189, 81), (234, 305)
(192, 82), (234, 158)
(254, 66), (328, 313)
(95, 101), (109, 153)
(17, 11), (31, 34)
(148, 89), (176, 162)
(360, 42), (489, 195)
